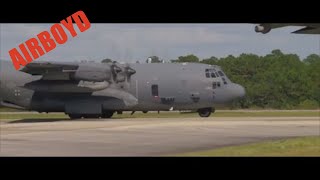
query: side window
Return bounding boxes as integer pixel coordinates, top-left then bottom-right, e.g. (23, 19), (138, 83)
(215, 72), (220, 77)
(151, 84), (159, 97)
(205, 69), (210, 78)
(222, 77), (227, 84)
(218, 71), (224, 76)
(212, 82), (217, 89)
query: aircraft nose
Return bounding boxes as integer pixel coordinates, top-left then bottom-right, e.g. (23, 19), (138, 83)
(232, 83), (246, 98)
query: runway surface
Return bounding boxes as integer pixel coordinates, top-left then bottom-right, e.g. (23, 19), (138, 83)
(0, 117), (319, 156)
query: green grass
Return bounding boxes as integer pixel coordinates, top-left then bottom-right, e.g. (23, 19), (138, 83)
(177, 136), (320, 156)
(0, 110), (318, 120)
(0, 107), (26, 112)
(0, 113), (68, 119)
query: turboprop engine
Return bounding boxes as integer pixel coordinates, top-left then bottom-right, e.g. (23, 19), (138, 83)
(255, 24), (271, 34)
(71, 62), (136, 84)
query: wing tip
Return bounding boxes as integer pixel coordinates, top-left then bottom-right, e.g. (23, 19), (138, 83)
(292, 27), (318, 34)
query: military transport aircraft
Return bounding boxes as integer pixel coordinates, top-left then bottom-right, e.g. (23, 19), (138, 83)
(0, 60), (245, 119)
(254, 23), (320, 34)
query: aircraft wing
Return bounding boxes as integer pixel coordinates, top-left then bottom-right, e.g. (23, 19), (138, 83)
(20, 61), (125, 81)
(20, 61), (79, 75)
(254, 23), (320, 34)
(20, 61), (138, 106)
(20, 61), (79, 80)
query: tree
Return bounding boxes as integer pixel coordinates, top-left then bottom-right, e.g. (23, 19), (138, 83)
(201, 56), (219, 65)
(101, 58), (113, 63)
(173, 54), (199, 63)
(303, 54), (320, 65)
(271, 49), (284, 56)
(303, 54), (320, 104)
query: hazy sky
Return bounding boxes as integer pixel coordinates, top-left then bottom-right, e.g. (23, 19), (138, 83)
(1, 24), (319, 63)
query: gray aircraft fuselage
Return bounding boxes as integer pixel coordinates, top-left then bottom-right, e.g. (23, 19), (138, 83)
(0, 60), (245, 118)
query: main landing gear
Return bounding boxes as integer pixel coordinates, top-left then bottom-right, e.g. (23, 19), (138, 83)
(197, 107), (215, 117)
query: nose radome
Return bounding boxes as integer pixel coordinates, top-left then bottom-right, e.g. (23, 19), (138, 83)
(233, 83), (245, 98)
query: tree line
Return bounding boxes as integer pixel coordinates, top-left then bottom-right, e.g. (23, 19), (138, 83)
(103, 49), (320, 109)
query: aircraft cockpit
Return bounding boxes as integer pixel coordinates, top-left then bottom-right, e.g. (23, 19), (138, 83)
(205, 67), (229, 90)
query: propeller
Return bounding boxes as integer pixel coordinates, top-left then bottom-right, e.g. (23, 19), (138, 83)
(110, 62), (122, 82)
(110, 62), (136, 83)
(123, 63), (136, 82)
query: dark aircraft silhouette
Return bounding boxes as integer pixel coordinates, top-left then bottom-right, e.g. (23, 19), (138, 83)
(254, 23), (320, 34)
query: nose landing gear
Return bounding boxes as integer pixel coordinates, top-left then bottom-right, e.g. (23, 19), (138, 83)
(197, 107), (214, 117)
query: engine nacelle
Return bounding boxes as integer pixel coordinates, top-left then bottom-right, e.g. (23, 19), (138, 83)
(70, 62), (136, 84)
(72, 64), (112, 82)
(255, 25), (271, 34)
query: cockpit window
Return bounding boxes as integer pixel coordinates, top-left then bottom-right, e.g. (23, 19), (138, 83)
(205, 68), (218, 78)
(218, 71), (225, 76)
(205, 68), (221, 78)
(205, 69), (210, 78)
(211, 72), (216, 78)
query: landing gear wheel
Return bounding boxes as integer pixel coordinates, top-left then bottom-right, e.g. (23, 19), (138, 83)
(68, 114), (82, 119)
(142, 111), (148, 114)
(102, 111), (114, 118)
(197, 108), (212, 117)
